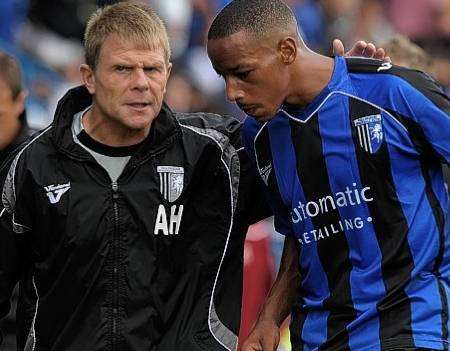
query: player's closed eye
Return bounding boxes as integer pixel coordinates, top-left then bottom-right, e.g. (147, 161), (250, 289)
(236, 70), (252, 80)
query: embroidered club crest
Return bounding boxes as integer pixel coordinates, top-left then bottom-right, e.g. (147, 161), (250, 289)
(354, 114), (383, 154)
(157, 166), (184, 202)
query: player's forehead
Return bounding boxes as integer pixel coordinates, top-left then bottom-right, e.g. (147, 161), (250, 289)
(208, 31), (269, 69)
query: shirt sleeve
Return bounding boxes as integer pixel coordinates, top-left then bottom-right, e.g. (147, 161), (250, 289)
(386, 70), (450, 163)
(241, 119), (294, 237)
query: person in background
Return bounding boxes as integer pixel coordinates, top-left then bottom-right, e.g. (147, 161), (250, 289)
(0, 50), (30, 351)
(0, 52), (29, 167)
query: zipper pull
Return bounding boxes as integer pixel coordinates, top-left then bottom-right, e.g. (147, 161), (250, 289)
(112, 182), (119, 199)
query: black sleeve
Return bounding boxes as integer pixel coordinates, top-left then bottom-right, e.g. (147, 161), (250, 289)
(238, 150), (273, 226)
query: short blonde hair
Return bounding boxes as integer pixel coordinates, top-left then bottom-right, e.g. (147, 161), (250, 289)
(84, 2), (171, 69)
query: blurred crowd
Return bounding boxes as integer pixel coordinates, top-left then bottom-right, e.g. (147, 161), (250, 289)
(0, 0), (449, 350)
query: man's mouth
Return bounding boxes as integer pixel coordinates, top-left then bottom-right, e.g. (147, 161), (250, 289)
(237, 103), (256, 114)
(127, 102), (151, 110)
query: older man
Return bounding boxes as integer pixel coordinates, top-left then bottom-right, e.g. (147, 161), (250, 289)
(0, 3), (268, 350)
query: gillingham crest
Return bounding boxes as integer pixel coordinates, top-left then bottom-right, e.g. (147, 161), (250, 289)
(354, 114), (383, 154)
(157, 166), (184, 202)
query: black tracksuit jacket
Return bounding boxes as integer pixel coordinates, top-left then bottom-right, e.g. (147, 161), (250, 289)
(0, 87), (270, 351)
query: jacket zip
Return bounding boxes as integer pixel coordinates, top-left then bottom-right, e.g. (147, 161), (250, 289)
(111, 181), (120, 349)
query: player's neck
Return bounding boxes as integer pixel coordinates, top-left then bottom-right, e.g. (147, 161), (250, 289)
(285, 51), (334, 108)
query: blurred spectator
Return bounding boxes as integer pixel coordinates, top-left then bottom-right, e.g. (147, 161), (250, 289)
(150, 0), (194, 60)
(286, 0), (327, 52)
(322, 0), (394, 51)
(27, 0), (97, 41)
(0, 51), (32, 351)
(188, 0), (219, 48)
(385, 0), (450, 91)
(380, 34), (434, 73)
(164, 71), (226, 114)
(385, 0), (447, 40)
(0, 52), (29, 165)
(0, 0), (30, 44)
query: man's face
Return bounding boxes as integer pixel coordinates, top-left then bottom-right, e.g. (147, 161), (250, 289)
(207, 30), (290, 122)
(0, 79), (24, 127)
(83, 34), (171, 132)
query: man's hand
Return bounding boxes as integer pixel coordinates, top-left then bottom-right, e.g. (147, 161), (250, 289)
(240, 320), (280, 351)
(332, 39), (390, 61)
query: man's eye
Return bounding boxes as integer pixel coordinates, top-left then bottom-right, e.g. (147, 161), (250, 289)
(236, 70), (251, 80)
(116, 65), (128, 72)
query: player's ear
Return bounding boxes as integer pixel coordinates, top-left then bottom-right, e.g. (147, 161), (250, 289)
(278, 37), (297, 65)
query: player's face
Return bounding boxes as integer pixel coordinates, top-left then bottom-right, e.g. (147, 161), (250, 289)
(81, 34), (172, 133)
(207, 31), (291, 122)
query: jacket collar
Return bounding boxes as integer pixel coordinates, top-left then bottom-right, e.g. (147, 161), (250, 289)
(51, 86), (181, 163)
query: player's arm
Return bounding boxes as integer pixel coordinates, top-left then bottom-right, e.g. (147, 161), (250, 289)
(240, 235), (301, 351)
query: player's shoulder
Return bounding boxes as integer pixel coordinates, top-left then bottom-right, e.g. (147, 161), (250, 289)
(345, 57), (437, 90)
(176, 111), (239, 129)
(345, 57), (449, 111)
(174, 111), (243, 148)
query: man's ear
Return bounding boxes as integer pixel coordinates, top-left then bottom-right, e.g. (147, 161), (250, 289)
(163, 62), (173, 94)
(80, 64), (96, 94)
(278, 37), (297, 65)
(14, 90), (27, 117)
(166, 62), (172, 79)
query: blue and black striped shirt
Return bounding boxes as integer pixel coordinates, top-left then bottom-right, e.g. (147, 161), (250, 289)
(242, 56), (450, 351)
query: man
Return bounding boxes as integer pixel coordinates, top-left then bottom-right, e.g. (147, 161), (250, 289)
(207, 1), (450, 351)
(0, 3), (266, 350)
(0, 52), (29, 167)
(0, 2), (386, 350)
(0, 51), (30, 351)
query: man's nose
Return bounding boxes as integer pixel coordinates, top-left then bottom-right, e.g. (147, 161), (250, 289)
(225, 77), (243, 102)
(132, 69), (149, 91)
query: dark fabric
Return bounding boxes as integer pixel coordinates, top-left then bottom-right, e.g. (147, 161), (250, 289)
(0, 111), (31, 167)
(76, 130), (144, 157)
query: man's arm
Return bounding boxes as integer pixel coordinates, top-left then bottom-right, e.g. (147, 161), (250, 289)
(241, 235), (301, 351)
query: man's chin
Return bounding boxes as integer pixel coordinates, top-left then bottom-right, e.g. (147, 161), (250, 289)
(247, 110), (275, 123)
